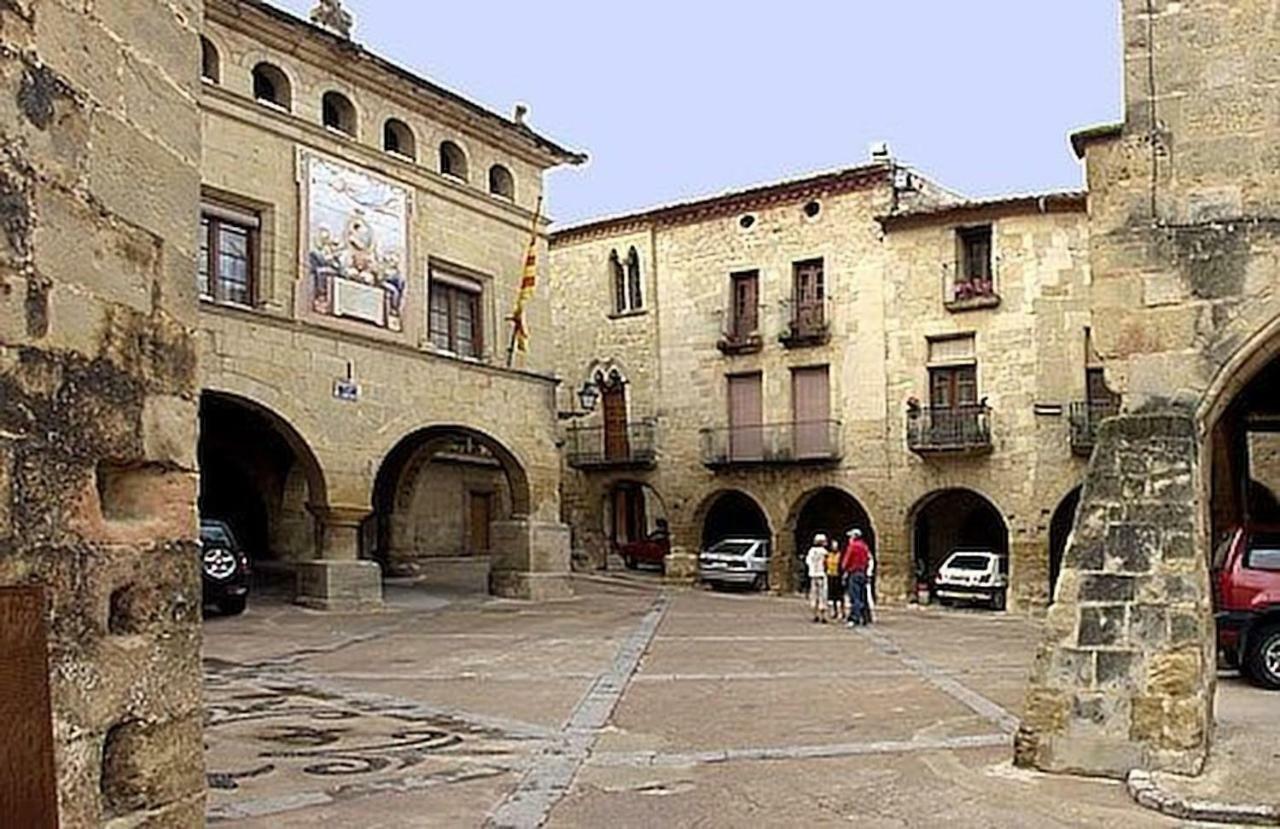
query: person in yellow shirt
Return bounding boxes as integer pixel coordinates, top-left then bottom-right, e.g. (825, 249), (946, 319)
(825, 538), (844, 621)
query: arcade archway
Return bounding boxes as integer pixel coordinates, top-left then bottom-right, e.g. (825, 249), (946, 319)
(1048, 487), (1082, 603)
(787, 487), (875, 590)
(198, 391), (326, 566)
(698, 489), (771, 549)
(910, 488), (1008, 583)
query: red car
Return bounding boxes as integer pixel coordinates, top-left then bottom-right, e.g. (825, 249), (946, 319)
(1212, 527), (1280, 689)
(618, 530), (669, 571)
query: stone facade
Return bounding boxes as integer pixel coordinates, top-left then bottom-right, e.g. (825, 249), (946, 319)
(550, 168), (1096, 612)
(0, 0), (206, 825)
(197, 0), (583, 604)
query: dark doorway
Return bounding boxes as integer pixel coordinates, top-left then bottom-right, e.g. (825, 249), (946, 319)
(701, 490), (770, 549)
(911, 489), (1008, 582)
(790, 487), (874, 591)
(1048, 487), (1082, 603)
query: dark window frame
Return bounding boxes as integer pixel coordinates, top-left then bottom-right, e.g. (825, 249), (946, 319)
(792, 258), (825, 327)
(429, 279), (484, 358)
(957, 225), (994, 293)
(625, 247), (643, 311)
(729, 270), (759, 339)
(928, 364), (978, 409)
(198, 211), (257, 306)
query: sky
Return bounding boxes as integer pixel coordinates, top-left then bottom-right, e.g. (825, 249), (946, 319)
(273, 1), (1123, 226)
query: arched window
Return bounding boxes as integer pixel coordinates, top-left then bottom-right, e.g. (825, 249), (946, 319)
(252, 62), (290, 110)
(609, 249), (625, 315)
(321, 91), (356, 136)
(625, 246), (643, 311)
(439, 140), (468, 180)
(383, 118), (415, 159)
(200, 36), (220, 84)
(488, 164), (514, 199)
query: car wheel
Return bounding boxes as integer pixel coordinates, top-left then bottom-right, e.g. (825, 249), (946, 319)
(992, 590), (1007, 612)
(218, 595), (247, 616)
(1245, 625), (1280, 690)
(752, 573), (768, 592)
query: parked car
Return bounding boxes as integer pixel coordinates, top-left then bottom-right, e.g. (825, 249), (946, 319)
(1212, 527), (1280, 689)
(618, 528), (670, 571)
(698, 538), (770, 590)
(200, 519), (251, 615)
(933, 550), (1008, 610)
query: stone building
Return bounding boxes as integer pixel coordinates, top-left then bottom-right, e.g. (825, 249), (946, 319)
(0, 0), (206, 825)
(196, 0), (584, 606)
(550, 163), (1109, 611)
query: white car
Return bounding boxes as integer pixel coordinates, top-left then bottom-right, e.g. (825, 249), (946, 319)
(699, 538), (770, 590)
(933, 550), (1008, 610)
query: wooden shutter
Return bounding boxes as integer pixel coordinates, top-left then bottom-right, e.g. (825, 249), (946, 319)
(792, 366), (830, 457)
(728, 373), (763, 460)
(731, 271), (758, 338)
(602, 383), (630, 461)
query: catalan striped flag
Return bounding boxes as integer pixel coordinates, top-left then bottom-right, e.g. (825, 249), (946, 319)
(508, 196), (543, 362)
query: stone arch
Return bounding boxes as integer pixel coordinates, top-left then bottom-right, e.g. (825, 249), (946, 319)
(198, 390), (327, 563)
(200, 35), (220, 84)
(383, 117), (416, 159)
(601, 479), (669, 566)
(369, 425), (530, 577)
(693, 488), (773, 549)
(321, 89), (358, 137)
(439, 140), (469, 180)
(251, 61), (292, 110)
(907, 487), (1009, 585)
(489, 164), (515, 199)
(1048, 485), (1082, 603)
(784, 486), (876, 589)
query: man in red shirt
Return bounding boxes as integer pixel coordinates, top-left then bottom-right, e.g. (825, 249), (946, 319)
(841, 529), (872, 626)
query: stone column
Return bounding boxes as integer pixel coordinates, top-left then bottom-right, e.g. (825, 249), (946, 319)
(1016, 413), (1213, 777)
(490, 517), (573, 600)
(297, 505), (383, 611)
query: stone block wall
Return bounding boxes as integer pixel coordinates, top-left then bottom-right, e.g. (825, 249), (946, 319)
(0, 0), (205, 825)
(1017, 413), (1213, 777)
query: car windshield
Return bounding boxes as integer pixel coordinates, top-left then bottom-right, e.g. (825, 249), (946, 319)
(707, 540), (756, 557)
(201, 523), (235, 547)
(946, 554), (991, 571)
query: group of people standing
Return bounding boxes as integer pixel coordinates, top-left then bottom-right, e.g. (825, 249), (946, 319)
(804, 529), (875, 627)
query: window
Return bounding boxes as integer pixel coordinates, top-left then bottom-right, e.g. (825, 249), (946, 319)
(198, 203), (259, 306)
(792, 258), (825, 330)
(729, 270), (759, 339)
(489, 165), (514, 199)
(440, 140), (468, 180)
(626, 247), (643, 311)
(200, 36), (220, 84)
(252, 62), (290, 109)
(609, 248), (642, 314)
(321, 91), (355, 136)
(956, 225), (994, 299)
(383, 119), (416, 159)
(1247, 544), (1280, 571)
(609, 250), (625, 314)
(927, 335), (978, 409)
(429, 274), (483, 358)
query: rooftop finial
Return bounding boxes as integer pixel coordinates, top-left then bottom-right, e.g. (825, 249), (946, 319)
(513, 104), (528, 126)
(311, 0), (353, 39)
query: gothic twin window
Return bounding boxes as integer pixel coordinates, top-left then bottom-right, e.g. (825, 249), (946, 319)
(610, 247), (643, 314)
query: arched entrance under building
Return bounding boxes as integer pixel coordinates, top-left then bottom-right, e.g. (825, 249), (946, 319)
(370, 426), (529, 588)
(601, 480), (668, 569)
(1048, 487), (1082, 604)
(910, 488), (1008, 585)
(787, 487), (875, 591)
(698, 489), (771, 549)
(198, 391), (326, 568)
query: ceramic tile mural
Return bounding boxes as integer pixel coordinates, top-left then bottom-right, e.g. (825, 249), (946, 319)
(303, 150), (410, 331)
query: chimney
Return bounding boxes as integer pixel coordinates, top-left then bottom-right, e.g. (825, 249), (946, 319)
(513, 104), (528, 126)
(869, 141), (892, 163)
(311, 0), (353, 39)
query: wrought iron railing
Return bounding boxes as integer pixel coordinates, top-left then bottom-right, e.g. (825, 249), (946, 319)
(1069, 400), (1119, 455)
(906, 404), (993, 454)
(780, 297), (831, 347)
(565, 419), (658, 469)
(700, 420), (843, 467)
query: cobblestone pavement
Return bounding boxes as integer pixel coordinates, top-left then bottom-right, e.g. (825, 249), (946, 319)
(203, 577), (1176, 827)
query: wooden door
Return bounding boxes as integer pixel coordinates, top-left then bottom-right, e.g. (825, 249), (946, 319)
(792, 366), (830, 457)
(602, 383), (630, 461)
(793, 259), (825, 330)
(730, 271), (758, 339)
(468, 492), (493, 554)
(0, 586), (58, 829)
(728, 373), (763, 460)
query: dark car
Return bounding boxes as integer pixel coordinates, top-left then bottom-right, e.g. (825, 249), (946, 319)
(1212, 526), (1280, 689)
(618, 528), (669, 572)
(200, 519), (251, 615)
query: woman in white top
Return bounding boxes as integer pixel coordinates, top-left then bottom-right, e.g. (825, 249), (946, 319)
(805, 533), (829, 623)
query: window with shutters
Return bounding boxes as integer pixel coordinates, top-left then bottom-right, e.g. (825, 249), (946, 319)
(730, 271), (758, 338)
(198, 202), (258, 306)
(429, 274), (483, 358)
(783, 258), (829, 346)
(947, 225), (999, 308)
(926, 335), (979, 409)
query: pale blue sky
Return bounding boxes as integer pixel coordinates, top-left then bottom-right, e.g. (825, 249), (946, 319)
(273, 1), (1122, 225)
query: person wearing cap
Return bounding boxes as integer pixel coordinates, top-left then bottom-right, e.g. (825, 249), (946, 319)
(804, 533), (829, 623)
(841, 528), (871, 627)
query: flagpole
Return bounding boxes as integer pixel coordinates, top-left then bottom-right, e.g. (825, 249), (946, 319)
(507, 196), (543, 368)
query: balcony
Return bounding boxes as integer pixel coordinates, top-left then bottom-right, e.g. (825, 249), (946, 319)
(906, 404), (993, 455)
(780, 299), (830, 348)
(943, 265), (1001, 312)
(1069, 400), (1119, 456)
(565, 419), (658, 470)
(717, 327), (763, 356)
(700, 420), (843, 468)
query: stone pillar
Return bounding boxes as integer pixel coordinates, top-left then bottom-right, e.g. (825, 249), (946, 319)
(297, 505), (383, 611)
(664, 546), (699, 584)
(490, 517), (573, 600)
(1016, 413), (1213, 778)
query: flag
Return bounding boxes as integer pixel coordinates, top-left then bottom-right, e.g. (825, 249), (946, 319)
(508, 196), (543, 360)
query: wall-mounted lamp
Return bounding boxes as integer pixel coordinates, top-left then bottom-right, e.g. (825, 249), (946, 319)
(559, 381), (600, 420)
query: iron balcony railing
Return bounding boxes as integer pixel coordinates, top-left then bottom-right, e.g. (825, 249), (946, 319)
(1069, 400), (1119, 456)
(565, 419), (658, 469)
(700, 420), (843, 468)
(906, 403), (993, 454)
(780, 296), (832, 347)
